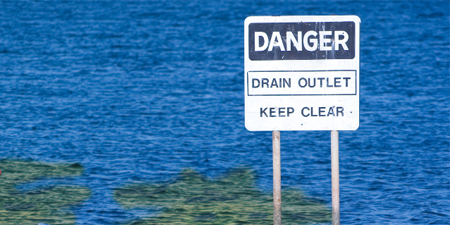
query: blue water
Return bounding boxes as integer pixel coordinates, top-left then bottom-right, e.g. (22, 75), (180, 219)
(1, 0), (449, 224)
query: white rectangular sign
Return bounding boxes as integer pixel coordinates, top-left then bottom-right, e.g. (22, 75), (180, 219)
(245, 16), (360, 131)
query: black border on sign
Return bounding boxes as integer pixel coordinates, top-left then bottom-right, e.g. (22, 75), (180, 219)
(247, 70), (358, 96)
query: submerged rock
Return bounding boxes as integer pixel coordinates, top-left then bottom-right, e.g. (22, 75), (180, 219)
(0, 160), (90, 225)
(115, 168), (331, 224)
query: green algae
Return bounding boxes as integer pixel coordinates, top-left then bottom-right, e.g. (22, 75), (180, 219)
(0, 160), (90, 225)
(114, 168), (331, 224)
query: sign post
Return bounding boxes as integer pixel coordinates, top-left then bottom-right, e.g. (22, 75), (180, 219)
(272, 130), (281, 225)
(331, 130), (339, 224)
(244, 16), (360, 224)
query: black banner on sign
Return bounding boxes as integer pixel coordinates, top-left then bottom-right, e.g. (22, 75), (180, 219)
(248, 22), (355, 60)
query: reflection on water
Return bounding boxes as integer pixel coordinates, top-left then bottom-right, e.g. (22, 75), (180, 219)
(0, 160), (90, 225)
(115, 168), (331, 224)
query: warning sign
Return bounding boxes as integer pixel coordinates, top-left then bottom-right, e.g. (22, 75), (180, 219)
(244, 16), (360, 131)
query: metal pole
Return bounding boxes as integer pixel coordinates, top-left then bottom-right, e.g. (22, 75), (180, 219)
(273, 130), (281, 225)
(331, 130), (340, 225)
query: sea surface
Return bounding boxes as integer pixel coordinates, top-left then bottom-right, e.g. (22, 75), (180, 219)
(0, 0), (449, 224)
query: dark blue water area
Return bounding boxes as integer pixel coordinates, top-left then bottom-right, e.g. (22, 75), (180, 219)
(0, 0), (449, 224)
